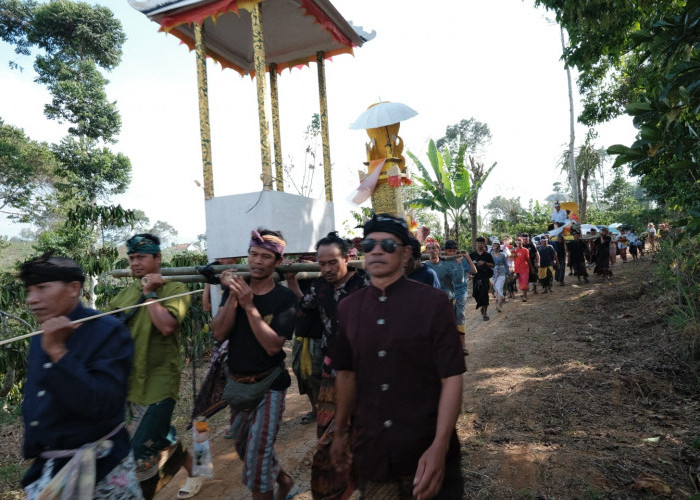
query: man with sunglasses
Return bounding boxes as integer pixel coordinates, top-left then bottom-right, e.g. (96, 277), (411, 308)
(331, 214), (466, 500)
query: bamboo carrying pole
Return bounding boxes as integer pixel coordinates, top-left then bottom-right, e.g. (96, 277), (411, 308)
(109, 255), (464, 280)
(0, 289), (203, 347)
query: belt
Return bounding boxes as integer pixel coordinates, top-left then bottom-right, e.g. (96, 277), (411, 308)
(229, 365), (278, 384)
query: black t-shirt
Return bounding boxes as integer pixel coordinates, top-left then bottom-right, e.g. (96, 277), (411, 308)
(225, 284), (297, 376)
(470, 250), (494, 278)
(538, 245), (556, 267)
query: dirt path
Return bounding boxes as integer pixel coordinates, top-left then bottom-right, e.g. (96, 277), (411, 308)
(162, 257), (700, 499)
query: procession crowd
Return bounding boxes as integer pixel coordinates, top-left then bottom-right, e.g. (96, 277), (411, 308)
(16, 205), (660, 500)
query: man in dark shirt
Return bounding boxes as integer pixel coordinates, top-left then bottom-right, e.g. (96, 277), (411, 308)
(566, 230), (590, 283)
(470, 237), (495, 321)
(521, 233), (540, 294)
(286, 231), (369, 499)
(19, 254), (141, 499)
(536, 236), (559, 293)
(331, 213), (466, 500)
(552, 235), (567, 286)
(405, 237), (440, 288)
(212, 229), (298, 500)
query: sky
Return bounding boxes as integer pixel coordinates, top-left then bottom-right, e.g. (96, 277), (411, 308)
(0, 0), (638, 242)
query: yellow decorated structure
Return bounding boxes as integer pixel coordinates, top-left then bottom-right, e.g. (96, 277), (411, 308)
(129, 0), (372, 256)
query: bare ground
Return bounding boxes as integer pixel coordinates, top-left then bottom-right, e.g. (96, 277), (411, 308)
(3, 256), (700, 499)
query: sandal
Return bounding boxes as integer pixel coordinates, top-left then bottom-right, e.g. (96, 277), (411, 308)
(300, 410), (317, 425)
(177, 476), (205, 499)
(482, 315), (489, 321)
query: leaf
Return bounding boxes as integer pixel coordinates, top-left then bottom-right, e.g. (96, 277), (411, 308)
(625, 101), (653, 114)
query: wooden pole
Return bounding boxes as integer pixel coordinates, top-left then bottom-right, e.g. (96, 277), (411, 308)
(250, 3), (273, 190)
(269, 63), (284, 191)
(194, 22), (214, 199)
(316, 51), (332, 201)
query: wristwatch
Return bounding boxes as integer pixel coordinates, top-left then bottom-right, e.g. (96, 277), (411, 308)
(143, 291), (158, 300)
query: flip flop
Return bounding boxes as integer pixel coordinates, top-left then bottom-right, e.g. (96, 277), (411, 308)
(274, 484), (300, 500)
(177, 476), (205, 499)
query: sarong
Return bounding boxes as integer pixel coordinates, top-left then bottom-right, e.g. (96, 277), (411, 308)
(25, 453), (143, 500)
(311, 357), (355, 499)
(128, 399), (187, 485)
(538, 266), (554, 288)
(472, 276), (490, 309)
(228, 389), (286, 493)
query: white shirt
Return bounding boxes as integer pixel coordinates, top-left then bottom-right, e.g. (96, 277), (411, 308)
(550, 208), (567, 224)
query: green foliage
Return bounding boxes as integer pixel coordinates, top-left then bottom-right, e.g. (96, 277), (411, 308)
(0, 119), (57, 220)
(435, 118), (492, 161)
(52, 136), (130, 200)
(653, 233), (700, 384)
(36, 55), (121, 141)
(534, 0), (700, 236)
(26, 0), (125, 68)
(408, 140), (495, 242)
(0, 270), (32, 405)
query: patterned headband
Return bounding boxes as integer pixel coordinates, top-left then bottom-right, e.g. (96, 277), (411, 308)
(250, 230), (286, 256)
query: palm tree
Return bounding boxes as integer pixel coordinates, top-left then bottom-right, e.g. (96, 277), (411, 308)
(407, 140), (495, 244)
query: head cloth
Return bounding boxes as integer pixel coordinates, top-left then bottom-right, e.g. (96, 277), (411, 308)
(362, 213), (410, 244)
(250, 230), (286, 256)
(19, 254), (85, 287)
(126, 234), (161, 255)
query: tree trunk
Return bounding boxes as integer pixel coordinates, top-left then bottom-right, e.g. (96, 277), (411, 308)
(87, 274), (98, 309)
(468, 156), (485, 248)
(444, 212), (449, 242)
(561, 26), (579, 206)
(0, 367), (16, 398)
(581, 170), (590, 222)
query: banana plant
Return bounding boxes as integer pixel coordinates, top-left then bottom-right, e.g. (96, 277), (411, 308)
(407, 140), (495, 244)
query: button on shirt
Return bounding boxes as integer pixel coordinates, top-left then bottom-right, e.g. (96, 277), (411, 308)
(334, 277), (466, 481)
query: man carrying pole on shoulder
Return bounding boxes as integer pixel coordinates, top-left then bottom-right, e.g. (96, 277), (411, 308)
(212, 229), (299, 500)
(20, 253), (142, 499)
(331, 214), (466, 500)
(109, 233), (201, 499)
(285, 231), (370, 499)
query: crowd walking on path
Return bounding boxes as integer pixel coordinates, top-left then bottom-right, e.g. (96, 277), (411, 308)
(16, 206), (663, 499)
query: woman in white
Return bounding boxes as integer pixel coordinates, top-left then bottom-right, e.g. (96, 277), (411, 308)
(490, 241), (509, 312)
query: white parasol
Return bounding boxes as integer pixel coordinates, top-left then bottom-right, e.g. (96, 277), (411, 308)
(349, 101), (418, 129)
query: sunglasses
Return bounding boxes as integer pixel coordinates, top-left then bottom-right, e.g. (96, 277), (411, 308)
(360, 238), (404, 254)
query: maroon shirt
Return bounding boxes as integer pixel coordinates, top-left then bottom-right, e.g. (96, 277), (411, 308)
(334, 277), (466, 481)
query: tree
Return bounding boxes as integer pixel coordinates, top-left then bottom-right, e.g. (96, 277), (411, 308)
(435, 118), (491, 159)
(561, 26), (579, 206)
(485, 196), (524, 226)
(1, 0), (134, 307)
(558, 129), (607, 222)
(407, 140), (495, 245)
(435, 118), (494, 242)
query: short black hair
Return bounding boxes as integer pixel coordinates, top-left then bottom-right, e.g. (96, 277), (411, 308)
(407, 237), (422, 259)
(476, 237), (486, 243)
(315, 231), (351, 255)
